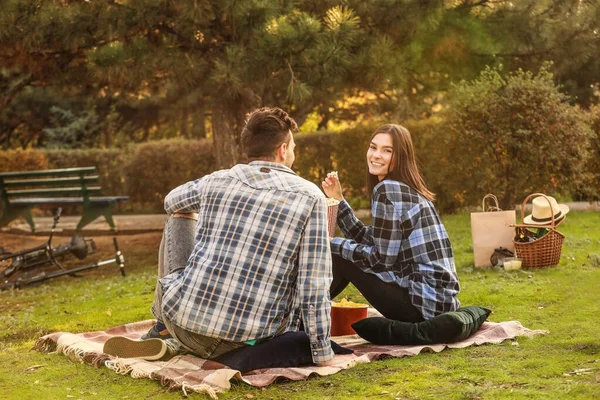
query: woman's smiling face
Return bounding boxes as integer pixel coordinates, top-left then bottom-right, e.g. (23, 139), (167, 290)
(367, 133), (394, 181)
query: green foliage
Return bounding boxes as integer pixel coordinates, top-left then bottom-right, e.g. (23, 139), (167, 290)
(44, 148), (127, 197)
(122, 139), (215, 211)
(583, 103), (600, 200)
(294, 125), (375, 200)
(331, 124), (375, 198)
(436, 64), (592, 211)
(0, 148), (47, 173)
(43, 106), (101, 149)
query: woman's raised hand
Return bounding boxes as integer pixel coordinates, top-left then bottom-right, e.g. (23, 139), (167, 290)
(322, 171), (344, 201)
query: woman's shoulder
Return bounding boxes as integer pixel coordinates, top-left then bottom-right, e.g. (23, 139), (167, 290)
(373, 179), (419, 199)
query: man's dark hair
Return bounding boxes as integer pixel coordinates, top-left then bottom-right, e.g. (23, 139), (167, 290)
(241, 107), (298, 160)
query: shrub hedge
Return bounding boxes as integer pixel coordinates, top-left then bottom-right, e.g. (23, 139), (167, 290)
(1, 115), (597, 215)
(0, 131), (377, 214)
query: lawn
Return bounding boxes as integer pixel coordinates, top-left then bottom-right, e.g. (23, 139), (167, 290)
(1, 211), (599, 399)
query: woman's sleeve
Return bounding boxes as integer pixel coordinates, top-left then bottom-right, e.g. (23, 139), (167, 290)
(336, 200), (373, 245)
(331, 186), (413, 270)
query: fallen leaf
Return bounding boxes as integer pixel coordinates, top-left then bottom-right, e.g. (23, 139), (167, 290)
(563, 368), (594, 376)
(24, 364), (46, 372)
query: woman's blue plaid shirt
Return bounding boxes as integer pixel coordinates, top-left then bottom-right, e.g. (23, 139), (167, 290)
(331, 180), (461, 320)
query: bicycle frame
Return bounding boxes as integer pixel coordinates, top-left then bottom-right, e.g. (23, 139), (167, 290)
(0, 208), (125, 290)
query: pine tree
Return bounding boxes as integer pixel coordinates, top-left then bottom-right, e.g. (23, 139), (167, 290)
(2, 0), (597, 167)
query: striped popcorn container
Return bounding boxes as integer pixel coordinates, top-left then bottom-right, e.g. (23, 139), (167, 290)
(327, 199), (340, 237)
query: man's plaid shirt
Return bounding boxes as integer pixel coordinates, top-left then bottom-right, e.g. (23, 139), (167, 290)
(331, 180), (460, 320)
(159, 161), (334, 363)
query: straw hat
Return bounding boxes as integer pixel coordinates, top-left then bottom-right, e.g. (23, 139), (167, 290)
(523, 195), (569, 226)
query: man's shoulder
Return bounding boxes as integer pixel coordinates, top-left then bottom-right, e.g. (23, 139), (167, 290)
(204, 168), (232, 180)
(230, 163), (325, 200)
(285, 174), (324, 198)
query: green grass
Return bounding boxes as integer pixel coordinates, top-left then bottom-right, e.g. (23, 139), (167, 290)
(1, 211), (599, 399)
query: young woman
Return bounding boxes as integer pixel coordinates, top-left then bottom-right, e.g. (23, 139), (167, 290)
(322, 124), (460, 322)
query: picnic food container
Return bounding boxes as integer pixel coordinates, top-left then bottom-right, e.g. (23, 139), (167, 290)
(330, 299), (369, 336)
(327, 198), (340, 237)
(513, 193), (565, 268)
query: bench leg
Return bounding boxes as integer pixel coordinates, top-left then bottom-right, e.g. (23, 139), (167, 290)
(77, 203), (118, 232)
(0, 204), (36, 232)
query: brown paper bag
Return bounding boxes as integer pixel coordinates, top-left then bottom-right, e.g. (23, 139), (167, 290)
(471, 194), (516, 268)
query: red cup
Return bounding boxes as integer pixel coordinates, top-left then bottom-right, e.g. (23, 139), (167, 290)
(330, 305), (369, 336)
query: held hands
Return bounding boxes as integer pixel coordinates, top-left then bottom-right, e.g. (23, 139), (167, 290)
(321, 171), (344, 202)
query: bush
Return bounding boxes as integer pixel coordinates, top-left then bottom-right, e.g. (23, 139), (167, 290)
(581, 103), (600, 200)
(332, 124), (376, 199)
(294, 125), (375, 201)
(45, 148), (127, 196)
(293, 131), (336, 186)
(122, 139), (215, 212)
(0, 149), (48, 173)
(438, 65), (593, 211)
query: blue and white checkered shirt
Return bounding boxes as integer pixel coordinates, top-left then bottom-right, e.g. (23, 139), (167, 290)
(158, 161), (334, 363)
(331, 180), (460, 320)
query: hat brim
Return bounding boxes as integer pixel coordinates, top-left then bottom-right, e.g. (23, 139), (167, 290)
(523, 204), (569, 226)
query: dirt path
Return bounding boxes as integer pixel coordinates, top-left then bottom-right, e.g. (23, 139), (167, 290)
(1, 232), (163, 285)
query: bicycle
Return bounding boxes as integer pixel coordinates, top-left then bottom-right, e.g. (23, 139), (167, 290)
(1, 208), (125, 290)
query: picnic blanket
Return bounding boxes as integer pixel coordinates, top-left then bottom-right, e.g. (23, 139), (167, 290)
(34, 319), (548, 399)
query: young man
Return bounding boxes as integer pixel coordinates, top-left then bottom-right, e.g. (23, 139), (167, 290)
(104, 107), (335, 366)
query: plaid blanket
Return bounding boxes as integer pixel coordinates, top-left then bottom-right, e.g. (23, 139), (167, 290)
(34, 319), (548, 399)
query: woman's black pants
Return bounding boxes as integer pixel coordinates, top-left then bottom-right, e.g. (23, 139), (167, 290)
(330, 254), (425, 323)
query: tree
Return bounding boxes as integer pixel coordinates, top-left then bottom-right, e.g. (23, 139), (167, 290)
(437, 65), (592, 211)
(466, 0), (600, 106)
(3, 0), (597, 168)
(0, 1), (501, 166)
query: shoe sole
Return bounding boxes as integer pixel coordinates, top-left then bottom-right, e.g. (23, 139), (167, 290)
(103, 337), (166, 361)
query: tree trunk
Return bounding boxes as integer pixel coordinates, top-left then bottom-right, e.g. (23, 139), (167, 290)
(104, 128), (112, 148)
(211, 90), (260, 169)
(181, 107), (189, 139)
(192, 101), (206, 139)
(212, 99), (241, 169)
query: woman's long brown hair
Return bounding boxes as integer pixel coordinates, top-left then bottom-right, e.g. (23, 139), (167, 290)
(366, 124), (435, 202)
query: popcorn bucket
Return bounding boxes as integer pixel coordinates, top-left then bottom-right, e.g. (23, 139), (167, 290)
(327, 204), (338, 237)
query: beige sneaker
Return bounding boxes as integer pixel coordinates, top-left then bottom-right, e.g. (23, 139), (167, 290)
(103, 336), (166, 361)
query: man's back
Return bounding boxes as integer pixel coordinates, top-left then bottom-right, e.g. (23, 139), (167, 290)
(160, 161), (332, 345)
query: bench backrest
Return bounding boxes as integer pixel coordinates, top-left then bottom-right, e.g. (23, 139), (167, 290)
(0, 167), (101, 203)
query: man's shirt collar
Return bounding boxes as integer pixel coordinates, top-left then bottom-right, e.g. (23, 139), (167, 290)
(248, 160), (297, 176)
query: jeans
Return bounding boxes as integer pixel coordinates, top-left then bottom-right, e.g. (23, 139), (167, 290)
(330, 254), (425, 323)
(152, 213), (246, 359)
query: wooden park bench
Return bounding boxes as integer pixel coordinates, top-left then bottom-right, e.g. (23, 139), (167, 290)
(0, 167), (128, 232)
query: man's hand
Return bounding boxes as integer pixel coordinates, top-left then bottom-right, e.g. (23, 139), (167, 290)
(315, 359), (336, 367)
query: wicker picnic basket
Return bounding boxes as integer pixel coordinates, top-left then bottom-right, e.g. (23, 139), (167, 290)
(513, 193), (565, 268)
